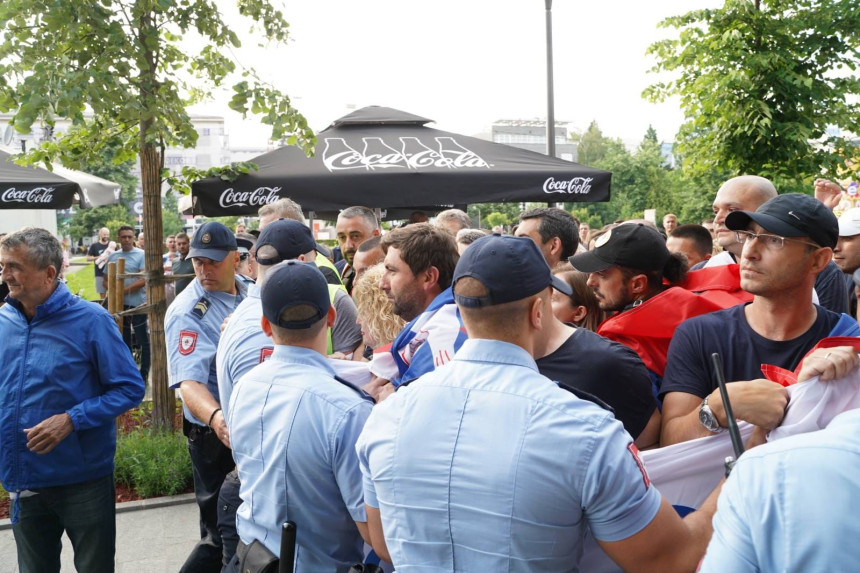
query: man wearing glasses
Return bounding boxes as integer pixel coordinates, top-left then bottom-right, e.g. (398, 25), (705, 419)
(660, 194), (860, 446)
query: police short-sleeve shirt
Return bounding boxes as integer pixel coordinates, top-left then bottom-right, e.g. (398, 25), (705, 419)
(661, 303), (840, 400)
(536, 327), (657, 439)
(216, 285), (270, 424)
(230, 345), (372, 570)
(357, 339), (662, 570)
(166, 278), (244, 425)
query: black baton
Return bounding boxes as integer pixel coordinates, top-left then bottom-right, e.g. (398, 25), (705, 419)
(711, 353), (745, 476)
(279, 521), (296, 573)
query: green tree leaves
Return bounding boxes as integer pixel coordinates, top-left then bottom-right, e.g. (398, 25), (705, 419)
(645, 0), (860, 190)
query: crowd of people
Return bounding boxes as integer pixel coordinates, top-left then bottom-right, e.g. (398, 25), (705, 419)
(2, 174), (860, 572)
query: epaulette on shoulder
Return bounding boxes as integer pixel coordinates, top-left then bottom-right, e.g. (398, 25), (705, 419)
(333, 375), (376, 404)
(191, 296), (211, 320)
(557, 382), (615, 414)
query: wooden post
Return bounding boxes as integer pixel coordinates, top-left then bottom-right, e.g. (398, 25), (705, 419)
(106, 261), (121, 331)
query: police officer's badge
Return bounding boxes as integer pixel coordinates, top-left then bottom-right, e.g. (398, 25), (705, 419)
(201, 233), (211, 244)
(179, 330), (198, 355)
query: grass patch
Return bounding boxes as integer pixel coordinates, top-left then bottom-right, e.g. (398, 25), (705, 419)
(65, 261), (101, 301)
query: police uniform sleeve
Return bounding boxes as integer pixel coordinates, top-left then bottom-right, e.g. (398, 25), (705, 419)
(166, 305), (219, 389)
(355, 408), (384, 510)
(580, 414), (663, 542)
(331, 289), (363, 354)
(699, 461), (759, 572)
(331, 400), (373, 522)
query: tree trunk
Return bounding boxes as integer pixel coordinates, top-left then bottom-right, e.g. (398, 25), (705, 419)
(138, 8), (174, 431)
(139, 142), (174, 431)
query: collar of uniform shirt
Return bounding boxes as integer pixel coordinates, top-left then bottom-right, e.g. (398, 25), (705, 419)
(453, 338), (539, 372)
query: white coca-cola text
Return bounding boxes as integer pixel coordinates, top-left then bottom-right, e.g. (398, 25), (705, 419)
(1, 187), (57, 204)
(322, 137), (489, 172)
(542, 177), (594, 195)
(219, 187), (282, 209)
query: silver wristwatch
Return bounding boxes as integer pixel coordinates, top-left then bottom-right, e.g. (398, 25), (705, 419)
(698, 395), (724, 433)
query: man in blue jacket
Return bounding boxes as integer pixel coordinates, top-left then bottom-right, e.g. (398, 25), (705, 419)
(0, 227), (145, 573)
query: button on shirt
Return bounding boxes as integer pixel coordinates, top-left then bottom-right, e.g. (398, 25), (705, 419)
(701, 408), (860, 572)
(107, 248), (145, 307)
(166, 278), (244, 425)
(216, 284), (270, 424)
(356, 338), (662, 571)
(229, 346), (372, 572)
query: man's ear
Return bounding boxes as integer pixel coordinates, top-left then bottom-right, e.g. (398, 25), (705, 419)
(45, 264), (58, 284)
(260, 315), (274, 338)
(629, 273), (649, 295)
(326, 305), (337, 328)
(547, 236), (563, 258)
(421, 266), (440, 290)
(811, 247), (834, 274)
(529, 293), (546, 330)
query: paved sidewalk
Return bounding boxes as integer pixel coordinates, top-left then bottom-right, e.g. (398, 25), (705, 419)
(0, 494), (200, 572)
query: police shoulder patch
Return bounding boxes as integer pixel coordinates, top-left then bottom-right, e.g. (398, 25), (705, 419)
(191, 297), (211, 320)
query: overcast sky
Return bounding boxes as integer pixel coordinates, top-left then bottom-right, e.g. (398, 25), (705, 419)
(198, 0), (721, 148)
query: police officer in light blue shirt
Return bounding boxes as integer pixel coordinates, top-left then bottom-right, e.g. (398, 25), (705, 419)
(357, 233), (726, 572)
(701, 407), (860, 572)
(165, 221), (246, 573)
(214, 219), (366, 567)
(225, 260), (373, 573)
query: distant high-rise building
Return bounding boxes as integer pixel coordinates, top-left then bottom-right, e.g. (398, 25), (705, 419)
(491, 119), (578, 162)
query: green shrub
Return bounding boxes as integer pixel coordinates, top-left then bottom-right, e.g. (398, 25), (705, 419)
(115, 428), (192, 498)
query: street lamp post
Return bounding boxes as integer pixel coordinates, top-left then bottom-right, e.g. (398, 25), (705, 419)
(545, 0), (556, 159)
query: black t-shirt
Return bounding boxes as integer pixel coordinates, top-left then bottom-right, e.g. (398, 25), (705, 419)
(87, 242), (109, 277)
(535, 328), (657, 439)
(661, 303), (841, 400)
(815, 260), (848, 314)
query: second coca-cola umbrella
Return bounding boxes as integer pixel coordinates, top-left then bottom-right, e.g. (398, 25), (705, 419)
(0, 149), (122, 209)
(191, 106), (610, 217)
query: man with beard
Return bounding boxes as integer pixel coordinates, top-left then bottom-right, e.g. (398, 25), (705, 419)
(335, 206), (380, 293)
(569, 223), (721, 399)
(371, 224), (466, 398)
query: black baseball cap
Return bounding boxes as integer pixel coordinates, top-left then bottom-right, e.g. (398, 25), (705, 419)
(261, 261), (331, 329)
(725, 193), (838, 249)
(189, 222), (237, 261)
(255, 219), (317, 266)
(452, 234), (572, 307)
(568, 223), (669, 273)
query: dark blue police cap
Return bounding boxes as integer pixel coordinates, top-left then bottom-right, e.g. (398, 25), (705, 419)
(261, 261), (330, 329)
(452, 233), (572, 308)
(189, 221), (237, 261)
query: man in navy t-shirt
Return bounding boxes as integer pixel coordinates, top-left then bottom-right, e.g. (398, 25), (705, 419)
(661, 194), (860, 446)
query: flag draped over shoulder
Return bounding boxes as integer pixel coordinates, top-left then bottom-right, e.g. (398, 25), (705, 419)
(388, 287), (467, 386)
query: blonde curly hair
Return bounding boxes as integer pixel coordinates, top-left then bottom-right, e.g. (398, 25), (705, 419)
(352, 263), (406, 349)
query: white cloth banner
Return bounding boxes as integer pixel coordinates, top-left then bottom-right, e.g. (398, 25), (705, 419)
(581, 372), (860, 572)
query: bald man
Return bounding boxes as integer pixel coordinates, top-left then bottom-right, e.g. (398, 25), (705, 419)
(695, 175), (847, 313)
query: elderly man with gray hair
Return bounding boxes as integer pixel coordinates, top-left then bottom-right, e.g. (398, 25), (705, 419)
(0, 227), (144, 573)
(434, 208), (472, 236)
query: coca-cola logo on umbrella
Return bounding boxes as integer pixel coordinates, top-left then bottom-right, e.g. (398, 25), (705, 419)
(322, 137), (490, 172)
(219, 186), (282, 209)
(542, 177), (594, 195)
(1, 186), (57, 204)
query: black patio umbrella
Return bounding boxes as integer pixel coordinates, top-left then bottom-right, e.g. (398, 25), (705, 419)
(0, 149), (121, 209)
(191, 106), (610, 218)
